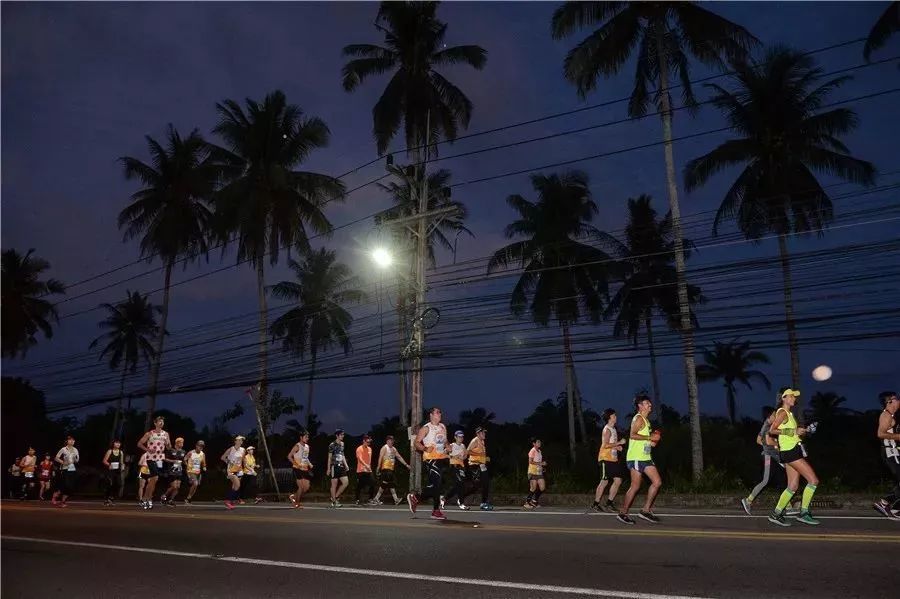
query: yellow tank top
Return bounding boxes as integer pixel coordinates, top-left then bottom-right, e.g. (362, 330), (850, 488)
(467, 439), (487, 464)
(527, 448), (543, 475)
(243, 454), (256, 474)
(380, 446), (396, 470)
(626, 414), (652, 462)
(775, 408), (800, 451)
(598, 425), (618, 462)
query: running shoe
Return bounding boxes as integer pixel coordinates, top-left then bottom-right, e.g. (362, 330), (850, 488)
(60, 502), (68, 508)
(395, 497), (405, 506)
(457, 500), (470, 511)
(293, 503), (304, 509)
(224, 501), (234, 510)
(165, 499), (176, 508)
(289, 493), (296, 506)
(523, 501), (535, 510)
(639, 511), (660, 524)
(480, 503), (494, 511)
(355, 500), (363, 506)
(103, 500), (111, 507)
(184, 499), (192, 506)
(333, 500), (343, 508)
(146, 500), (153, 510)
(768, 511), (791, 527)
(795, 511), (820, 526)
(591, 501), (602, 512)
(374, 499), (384, 505)
(741, 498), (752, 516)
(407, 493), (418, 514)
(329, 499), (336, 508)
(439, 496), (446, 510)
(873, 500), (893, 518)
(51, 498), (58, 506)
(430, 509), (447, 520)
(238, 499), (246, 505)
(616, 514), (635, 525)
(367, 499), (379, 506)
(604, 499), (615, 512)
(254, 497), (263, 505)
(784, 507), (802, 517)
(160, 495), (166, 503)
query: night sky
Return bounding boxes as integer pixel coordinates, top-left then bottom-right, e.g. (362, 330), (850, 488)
(3, 2), (898, 437)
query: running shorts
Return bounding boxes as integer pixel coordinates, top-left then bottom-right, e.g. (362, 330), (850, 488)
(147, 459), (165, 478)
(599, 460), (627, 480)
(330, 464), (348, 479)
(187, 473), (202, 485)
(379, 469), (395, 488)
(527, 474), (544, 481)
(293, 468), (312, 481)
(628, 460), (655, 473)
(779, 447), (805, 464)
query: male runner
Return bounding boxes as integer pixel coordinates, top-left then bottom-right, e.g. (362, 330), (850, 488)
(444, 431), (469, 510)
(102, 440), (124, 506)
(466, 426), (493, 510)
(327, 429), (349, 507)
(51, 436), (79, 507)
(407, 406), (449, 520)
(374, 435), (409, 505)
(137, 416), (171, 509)
(593, 409), (626, 512)
(288, 431), (313, 508)
(524, 438), (546, 509)
(184, 440), (206, 505)
(354, 435), (376, 505)
(617, 395), (662, 525)
(161, 437), (186, 506)
(874, 390), (900, 518)
(19, 447), (37, 500)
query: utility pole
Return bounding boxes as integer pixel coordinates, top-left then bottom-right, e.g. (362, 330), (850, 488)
(247, 384), (281, 498)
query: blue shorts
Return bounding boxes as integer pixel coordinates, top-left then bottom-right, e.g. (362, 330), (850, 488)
(629, 460), (656, 473)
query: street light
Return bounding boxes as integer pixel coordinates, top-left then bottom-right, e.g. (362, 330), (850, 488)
(371, 247), (393, 268)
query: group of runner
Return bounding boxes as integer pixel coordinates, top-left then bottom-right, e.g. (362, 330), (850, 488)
(10, 390), (899, 524)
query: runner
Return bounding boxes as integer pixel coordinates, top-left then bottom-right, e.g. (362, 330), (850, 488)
(7, 458), (21, 499)
(767, 388), (820, 527)
(241, 446), (263, 505)
(373, 435), (408, 506)
(327, 429), (349, 508)
(444, 431), (470, 510)
(592, 409), (626, 512)
(354, 434), (376, 506)
(101, 440), (124, 506)
(37, 453), (53, 500)
(221, 435), (245, 510)
(137, 416), (171, 510)
(466, 426), (493, 510)
(874, 390), (900, 518)
(407, 406), (449, 520)
(137, 452), (151, 507)
(524, 438), (547, 509)
(51, 435), (79, 507)
(19, 448), (37, 500)
(617, 395), (663, 525)
(740, 407), (798, 516)
(161, 437), (186, 507)
(184, 440), (206, 505)
(288, 431), (313, 508)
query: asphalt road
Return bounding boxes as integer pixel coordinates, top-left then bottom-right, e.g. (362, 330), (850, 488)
(2, 500), (898, 598)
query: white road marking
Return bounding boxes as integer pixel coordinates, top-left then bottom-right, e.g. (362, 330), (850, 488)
(3, 535), (712, 599)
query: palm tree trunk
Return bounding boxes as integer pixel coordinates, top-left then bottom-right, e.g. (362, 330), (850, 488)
(256, 259), (269, 410)
(646, 312), (661, 406)
(144, 258), (173, 430)
(306, 351), (317, 430)
(111, 367), (126, 443)
(655, 24), (703, 481)
(397, 289), (408, 426)
(777, 233), (801, 389)
(726, 382), (736, 424)
(562, 321), (577, 463)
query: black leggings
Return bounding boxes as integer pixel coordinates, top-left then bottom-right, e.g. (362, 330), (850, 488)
(467, 465), (491, 504)
(419, 460), (446, 510)
(241, 474), (258, 500)
(883, 457), (900, 507)
(355, 472), (375, 501)
(106, 472), (122, 501)
(444, 466), (467, 501)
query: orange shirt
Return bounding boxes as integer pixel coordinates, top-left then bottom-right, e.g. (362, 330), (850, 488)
(356, 444), (372, 473)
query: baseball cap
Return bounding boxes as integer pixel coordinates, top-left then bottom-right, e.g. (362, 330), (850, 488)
(475, 426), (486, 433)
(362, 434), (371, 441)
(780, 388), (801, 399)
(334, 428), (345, 436)
(454, 430), (464, 437)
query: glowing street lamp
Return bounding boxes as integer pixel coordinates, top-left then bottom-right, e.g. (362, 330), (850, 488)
(371, 247), (393, 268)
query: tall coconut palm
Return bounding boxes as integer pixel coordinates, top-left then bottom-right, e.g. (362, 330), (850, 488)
(864, 1), (899, 61)
(696, 340), (771, 423)
(684, 46), (876, 389)
(551, 0), (757, 480)
(210, 90), (345, 411)
(118, 125), (217, 429)
(269, 249), (365, 429)
(1, 249), (66, 358)
(341, 0), (487, 157)
(603, 195), (703, 405)
(488, 171), (614, 462)
(90, 291), (161, 441)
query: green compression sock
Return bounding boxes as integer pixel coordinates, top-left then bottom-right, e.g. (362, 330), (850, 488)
(775, 489), (795, 512)
(801, 484), (817, 510)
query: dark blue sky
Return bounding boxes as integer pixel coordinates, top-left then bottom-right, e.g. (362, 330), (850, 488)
(3, 2), (898, 436)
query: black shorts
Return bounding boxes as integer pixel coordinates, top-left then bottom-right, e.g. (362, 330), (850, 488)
(883, 456), (900, 482)
(330, 465), (348, 480)
(780, 446), (806, 464)
(379, 469), (395, 488)
(293, 468), (312, 481)
(147, 459), (165, 478)
(165, 471), (184, 483)
(599, 460), (626, 480)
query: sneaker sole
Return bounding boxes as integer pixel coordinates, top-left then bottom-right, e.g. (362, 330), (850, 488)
(740, 500), (752, 516)
(795, 518), (820, 526)
(406, 495), (417, 515)
(768, 517), (791, 527)
(638, 514), (660, 524)
(616, 517), (635, 526)
(873, 503), (891, 518)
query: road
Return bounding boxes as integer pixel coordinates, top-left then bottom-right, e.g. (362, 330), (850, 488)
(2, 500), (897, 598)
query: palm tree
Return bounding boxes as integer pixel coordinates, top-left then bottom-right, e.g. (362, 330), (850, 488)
(269, 249), (365, 429)
(210, 90), (345, 412)
(1, 249), (66, 358)
(90, 291), (161, 441)
(603, 195), (703, 405)
(807, 391), (858, 423)
(488, 171), (614, 462)
(458, 407), (496, 432)
(551, 0), (757, 480)
(864, 1), (899, 61)
(695, 340), (771, 423)
(341, 1), (487, 157)
(684, 46), (876, 389)
(118, 125), (216, 428)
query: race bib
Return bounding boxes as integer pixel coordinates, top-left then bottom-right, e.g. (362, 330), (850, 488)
(479, 463), (487, 472)
(66, 464), (75, 472)
(155, 460), (164, 469)
(110, 463), (120, 470)
(41, 470), (50, 477)
(24, 472), (34, 478)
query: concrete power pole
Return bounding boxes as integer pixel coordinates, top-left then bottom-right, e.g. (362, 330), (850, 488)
(247, 384), (281, 498)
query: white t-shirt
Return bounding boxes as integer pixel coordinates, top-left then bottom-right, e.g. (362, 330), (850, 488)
(56, 446), (79, 471)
